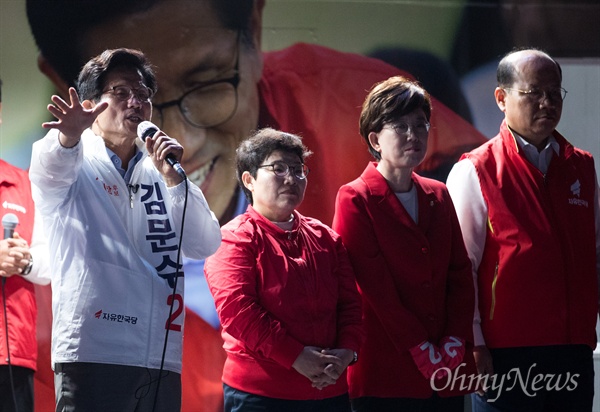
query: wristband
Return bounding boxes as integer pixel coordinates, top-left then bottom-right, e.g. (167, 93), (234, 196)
(22, 256), (33, 276)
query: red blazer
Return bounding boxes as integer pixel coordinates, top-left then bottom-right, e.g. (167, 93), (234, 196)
(333, 162), (476, 399)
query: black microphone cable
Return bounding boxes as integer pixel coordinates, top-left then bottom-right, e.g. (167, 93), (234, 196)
(153, 176), (188, 412)
(133, 122), (190, 410)
(131, 176), (189, 412)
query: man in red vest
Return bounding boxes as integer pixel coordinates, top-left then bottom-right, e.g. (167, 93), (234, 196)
(1, 79), (50, 412)
(447, 49), (599, 411)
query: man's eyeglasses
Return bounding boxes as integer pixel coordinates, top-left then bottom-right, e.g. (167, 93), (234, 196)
(258, 161), (310, 180)
(104, 85), (153, 103)
(503, 87), (567, 102)
(151, 32), (241, 129)
(384, 121), (430, 137)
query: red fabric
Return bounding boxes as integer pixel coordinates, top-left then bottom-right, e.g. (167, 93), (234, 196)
(332, 163), (477, 398)
(204, 206), (362, 400)
(181, 309), (227, 412)
(463, 120), (599, 349)
(408, 341), (445, 380)
(440, 336), (465, 370)
(34, 44), (486, 410)
(1, 160), (37, 372)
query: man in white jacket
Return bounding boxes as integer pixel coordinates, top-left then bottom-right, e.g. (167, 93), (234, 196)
(29, 48), (221, 411)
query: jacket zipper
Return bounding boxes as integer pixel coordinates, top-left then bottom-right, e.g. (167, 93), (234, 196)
(128, 184), (139, 209)
(489, 262), (499, 320)
(486, 216), (498, 320)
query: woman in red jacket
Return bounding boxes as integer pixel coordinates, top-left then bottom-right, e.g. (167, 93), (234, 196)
(204, 128), (363, 412)
(332, 76), (477, 412)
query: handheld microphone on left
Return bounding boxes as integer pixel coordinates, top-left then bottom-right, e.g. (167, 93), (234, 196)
(137, 121), (186, 178)
(2, 213), (19, 240)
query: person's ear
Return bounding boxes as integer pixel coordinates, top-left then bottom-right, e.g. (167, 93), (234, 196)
(82, 100), (94, 110)
(495, 87), (507, 113)
(368, 131), (380, 153)
(37, 53), (70, 98)
(241, 171), (255, 191)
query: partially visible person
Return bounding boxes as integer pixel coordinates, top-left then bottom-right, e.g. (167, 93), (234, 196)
(0, 79), (50, 412)
(447, 48), (600, 411)
(29, 49), (221, 411)
(205, 128), (363, 412)
(333, 76), (476, 412)
(26, 1), (487, 409)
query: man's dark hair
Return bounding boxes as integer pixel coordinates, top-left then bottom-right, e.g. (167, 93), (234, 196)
(77, 48), (157, 102)
(26, 0), (255, 87)
(236, 128), (312, 204)
(359, 76), (432, 161)
(497, 47), (563, 88)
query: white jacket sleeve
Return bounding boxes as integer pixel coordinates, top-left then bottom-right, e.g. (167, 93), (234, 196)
(29, 128), (83, 214)
(446, 158), (488, 346)
(23, 206), (51, 285)
(167, 180), (221, 261)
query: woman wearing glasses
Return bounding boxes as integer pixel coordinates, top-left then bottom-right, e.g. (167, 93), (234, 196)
(332, 76), (477, 412)
(204, 128), (363, 412)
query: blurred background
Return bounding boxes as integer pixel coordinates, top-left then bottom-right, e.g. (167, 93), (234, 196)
(1, 0), (599, 173)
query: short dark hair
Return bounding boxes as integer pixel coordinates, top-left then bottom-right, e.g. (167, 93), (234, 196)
(359, 76), (432, 160)
(236, 128), (312, 204)
(76, 48), (157, 103)
(497, 48), (563, 88)
(26, 0), (255, 87)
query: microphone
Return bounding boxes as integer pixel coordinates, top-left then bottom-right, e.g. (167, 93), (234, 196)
(137, 121), (186, 178)
(2, 213), (19, 240)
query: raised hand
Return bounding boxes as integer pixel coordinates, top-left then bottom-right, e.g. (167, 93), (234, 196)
(43, 87), (108, 147)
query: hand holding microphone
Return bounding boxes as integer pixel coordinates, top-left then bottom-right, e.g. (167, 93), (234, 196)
(3, 213), (18, 240)
(1, 214), (32, 278)
(137, 121), (186, 179)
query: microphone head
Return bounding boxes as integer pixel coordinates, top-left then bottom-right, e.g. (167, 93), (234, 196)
(2, 213), (19, 231)
(137, 121), (159, 141)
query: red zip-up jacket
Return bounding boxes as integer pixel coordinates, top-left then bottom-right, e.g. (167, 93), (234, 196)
(204, 205), (363, 400)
